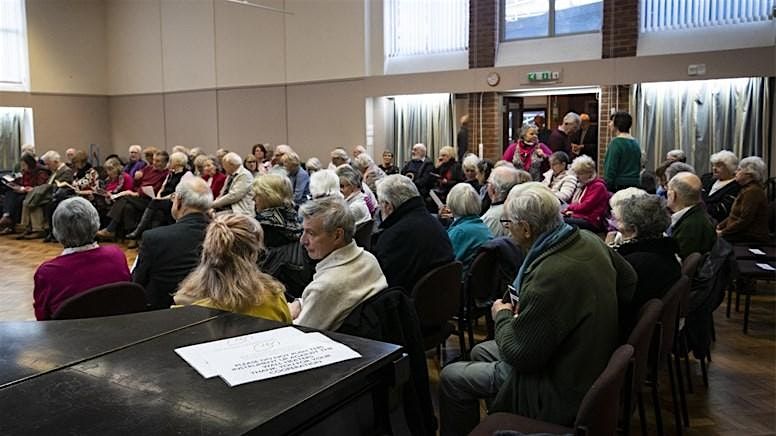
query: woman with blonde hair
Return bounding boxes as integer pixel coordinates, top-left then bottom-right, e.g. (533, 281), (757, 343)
(175, 214), (292, 322)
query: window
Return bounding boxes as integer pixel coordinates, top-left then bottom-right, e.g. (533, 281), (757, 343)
(0, 0), (29, 91)
(502, 0), (603, 41)
(641, 0), (775, 33)
(385, 0), (469, 58)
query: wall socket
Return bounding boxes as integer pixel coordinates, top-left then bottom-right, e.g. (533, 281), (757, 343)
(688, 64), (707, 76)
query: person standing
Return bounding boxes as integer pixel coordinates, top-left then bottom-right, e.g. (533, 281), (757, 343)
(457, 114), (470, 162)
(603, 111), (642, 192)
(547, 112), (581, 155)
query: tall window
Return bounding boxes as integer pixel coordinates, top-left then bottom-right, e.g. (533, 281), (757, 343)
(385, 0), (469, 58)
(641, 0), (775, 33)
(502, 0), (603, 41)
(0, 0), (29, 91)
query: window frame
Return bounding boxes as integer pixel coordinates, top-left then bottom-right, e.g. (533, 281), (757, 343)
(499, 0), (603, 42)
(0, 0), (30, 92)
(384, 0), (469, 59)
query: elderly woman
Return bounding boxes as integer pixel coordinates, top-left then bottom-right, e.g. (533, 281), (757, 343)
(541, 151), (578, 204)
(462, 154), (481, 192)
(305, 157), (322, 174)
(175, 214), (291, 322)
(503, 126), (552, 181)
(612, 194), (681, 335)
(563, 155), (610, 232)
(196, 155), (226, 197)
(125, 151), (192, 243)
(703, 150), (740, 224)
(33, 197), (131, 320)
(336, 165), (372, 226)
(716, 156), (770, 243)
(439, 182), (636, 435)
(0, 153), (49, 235)
(253, 174), (302, 248)
(90, 158), (132, 225)
(605, 187), (648, 246)
(353, 153), (385, 195)
(446, 183), (492, 275)
(434, 145), (465, 201)
(309, 169), (342, 200)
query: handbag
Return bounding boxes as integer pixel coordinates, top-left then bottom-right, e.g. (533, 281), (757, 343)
(23, 183), (54, 208)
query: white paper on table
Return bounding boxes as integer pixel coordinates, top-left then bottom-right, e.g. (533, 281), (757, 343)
(209, 332), (362, 387)
(755, 263), (775, 271)
(175, 327), (306, 378)
(141, 185), (156, 198)
(749, 248), (766, 256)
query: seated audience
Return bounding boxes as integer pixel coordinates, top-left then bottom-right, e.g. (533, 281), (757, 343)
(667, 172), (716, 258)
(563, 155), (609, 232)
(212, 152), (255, 215)
(18, 151), (74, 240)
(123, 144), (146, 180)
(605, 187), (648, 246)
(329, 147), (350, 169)
(445, 183), (492, 275)
(353, 153), (386, 195)
(352, 145), (366, 159)
(93, 158), (133, 224)
(133, 178), (212, 309)
(197, 155), (226, 197)
(310, 169), (342, 200)
(439, 182), (636, 435)
(97, 151), (168, 240)
(12, 144), (36, 172)
(244, 153), (259, 176)
(571, 112), (598, 162)
(481, 166), (523, 237)
(612, 194), (681, 335)
(433, 145), (465, 202)
(503, 126), (552, 181)
(379, 150), (399, 175)
(716, 156), (770, 244)
(252, 143), (271, 174)
(666, 149), (686, 163)
(41, 149), (97, 242)
(702, 150), (741, 224)
(336, 165), (372, 226)
(175, 213), (291, 322)
(541, 151), (578, 204)
(603, 111), (641, 192)
(665, 161), (695, 181)
(33, 197), (131, 320)
(0, 153), (49, 235)
(373, 175), (454, 293)
(305, 157), (322, 174)
(282, 152), (310, 206)
(462, 154), (481, 192)
(290, 197), (387, 330)
(269, 144), (292, 174)
(476, 158), (495, 213)
(401, 143), (435, 197)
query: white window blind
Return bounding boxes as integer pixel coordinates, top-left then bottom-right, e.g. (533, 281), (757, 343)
(385, 0), (469, 58)
(0, 0), (29, 91)
(641, 0), (775, 33)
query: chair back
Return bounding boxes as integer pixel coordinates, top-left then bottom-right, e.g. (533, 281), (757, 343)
(575, 344), (635, 436)
(464, 250), (501, 301)
(411, 261), (463, 350)
(659, 275), (689, 358)
(626, 299), (663, 393)
(354, 220), (374, 251)
(51, 282), (147, 320)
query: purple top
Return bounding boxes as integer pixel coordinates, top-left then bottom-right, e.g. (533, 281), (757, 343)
(548, 127), (571, 154)
(33, 245), (131, 320)
(124, 159), (147, 179)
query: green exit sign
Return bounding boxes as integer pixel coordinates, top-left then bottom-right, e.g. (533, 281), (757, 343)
(528, 71), (560, 81)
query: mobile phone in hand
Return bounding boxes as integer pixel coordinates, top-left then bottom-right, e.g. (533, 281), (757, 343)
(503, 285), (519, 307)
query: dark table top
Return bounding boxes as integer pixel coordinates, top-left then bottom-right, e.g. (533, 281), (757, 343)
(733, 245), (776, 260)
(736, 259), (776, 279)
(0, 306), (223, 387)
(0, 313), (403, 435)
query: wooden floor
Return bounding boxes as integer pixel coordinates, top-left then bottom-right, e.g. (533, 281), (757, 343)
(1, 234), (774, 435)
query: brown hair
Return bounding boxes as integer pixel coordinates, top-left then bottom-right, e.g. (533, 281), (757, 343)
(177, 214), (284, 311)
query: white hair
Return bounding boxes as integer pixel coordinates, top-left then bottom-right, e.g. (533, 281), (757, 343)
(352, 153), (374, 172)
(169, 151), (189, 168)
(505, 182), (563, 237)
(666, 149), (686, 162)
(376, 174), (419, 208)
(462, 154), (480, 171)
(488, 166), (522, 201)
(310, 169), (342, 199)
(665, 162), (695, 181)
(223, 152), (242, 166)
(710, 150), (738, 174)
(570, 154), (596, 175)
(52, 197), (100, 248)
(563, 112), (581, 125)
(128, 144), (142, 153)
(447, 183), (481, 217)
(609, 187), (648, 218)
(412, 143), (427, 157)
(176, 177), (213, 211)
(21, 144), (35, 155)
(299, 197), (355, 243)
(41, 150), (61, 163)
(738, 156), (766, 182)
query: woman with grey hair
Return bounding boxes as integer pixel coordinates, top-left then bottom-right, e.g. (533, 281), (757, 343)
(503, 126), (552, 181)
(445, 183), (492, 275)
(612, 194), (681, 335)
(305, 157), (322, 174)
(336, 165), (372, 226)
(461, 154), (481, 191)
(353, 153), (385, 195)
(309, 169), (342, 200)
(32, 197), (131, 320)
(716, 156), (770, 243)
(564, 155), (609, 232)
(702, 150), (740, 223)
(541, 151), (578, 204)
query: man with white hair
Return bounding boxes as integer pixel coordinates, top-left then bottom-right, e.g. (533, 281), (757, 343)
(17, 151), (74, 239)
(481, 166), (523, 237)
(329, 147), (350, 169)
(548, 112), (581, 154)
(124, 144), (147, 180)
(282, 151), (310, 206)
(134, 177), (213, 309)
(400, 143), (435, 197)
(352, 145), (366, 159)
(439, 182), (636, 436)
(665, 149), (686, 163)
(213, 152), (255, 215)
(373, 174), (454, 293)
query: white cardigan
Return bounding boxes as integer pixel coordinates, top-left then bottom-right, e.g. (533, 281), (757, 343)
(295, 241), (387, 330)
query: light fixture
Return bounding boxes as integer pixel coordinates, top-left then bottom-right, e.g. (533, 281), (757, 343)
(224, 0), (293, 15)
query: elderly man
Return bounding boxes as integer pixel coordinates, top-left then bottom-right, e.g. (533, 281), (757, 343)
(270, 144), (293, 174)
(17, 151), (74, 239)
(666, 149), (687, 163)
(65, 148), (77, 167)
(290, 197), (387, 330)
(572, 113), (597, 161)
(439, 182), (637, 436)
(352, 145), (366, 159)
(373, 174), (454, 293)
(400, 143), (435, 197)
(481, 166), (523, 237)
(133, 178), (212, 310)
(213, 152), (255, 215)
(124, 144), (147, 180)
(667, 172), (716, 259)
(330, 147), (350, 169)
(282, 151), (310, 206)
(548, 112), (580, 154)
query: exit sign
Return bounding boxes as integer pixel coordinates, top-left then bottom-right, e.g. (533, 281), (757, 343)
(528, 71), (560, 81)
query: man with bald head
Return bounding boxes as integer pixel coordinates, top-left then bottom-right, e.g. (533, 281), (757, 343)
(667, 172), (716, 258)
(133, 177), (213, 309)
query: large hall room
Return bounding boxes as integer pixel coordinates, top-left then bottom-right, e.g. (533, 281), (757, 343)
(0, 0), (774, 434)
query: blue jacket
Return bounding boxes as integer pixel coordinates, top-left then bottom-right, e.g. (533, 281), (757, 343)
(447, 215), (492, 275)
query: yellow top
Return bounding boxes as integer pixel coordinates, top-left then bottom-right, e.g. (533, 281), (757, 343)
(193, 292), (292, 323)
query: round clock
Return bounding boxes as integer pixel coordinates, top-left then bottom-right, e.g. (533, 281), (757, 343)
(486, 72), (500, 87)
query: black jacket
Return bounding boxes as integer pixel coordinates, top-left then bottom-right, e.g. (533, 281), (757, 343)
(701, 178), (741, 224)
(374, 196), (454, 294)
(338, 287), (436, 436)
(401, 158), (435, 196)
(133, 212), (210, 309)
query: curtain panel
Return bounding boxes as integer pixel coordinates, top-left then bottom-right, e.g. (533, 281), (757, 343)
(393, 93), (454, 167)
(0, 108), (23, 172)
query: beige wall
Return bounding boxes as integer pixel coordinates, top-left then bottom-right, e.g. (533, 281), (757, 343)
(106, 0), (164, 94)
(216, 86), (288, 155)
(109, 94), (166, 151)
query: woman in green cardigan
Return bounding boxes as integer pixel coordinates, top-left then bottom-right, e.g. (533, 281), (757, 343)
(603, 111), (642, 192)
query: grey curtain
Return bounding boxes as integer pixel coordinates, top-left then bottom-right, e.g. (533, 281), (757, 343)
(393, 93), (454, 166)
(632, 77), (770, 174)
(0, 108), (23, 172)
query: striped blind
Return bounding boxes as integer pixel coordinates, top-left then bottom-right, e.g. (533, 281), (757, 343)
(0, 0), (29, 91)
(641, 0), (775, 32)
(386, 0), (469, 58)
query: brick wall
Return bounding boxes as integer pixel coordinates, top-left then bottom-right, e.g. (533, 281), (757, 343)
(598, 85), (632, 169)
(469, 0), (498, 68)
(602, 0), (639, 58)
(467, 92), (502, 161)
